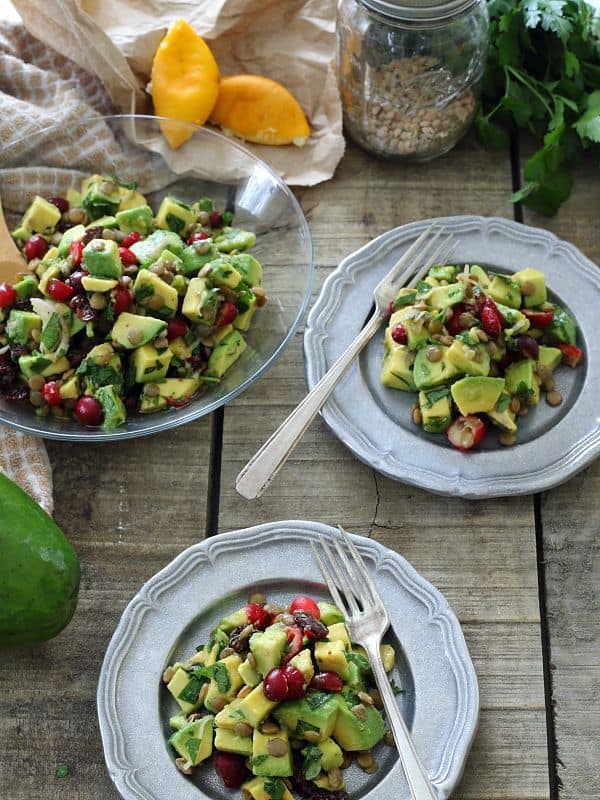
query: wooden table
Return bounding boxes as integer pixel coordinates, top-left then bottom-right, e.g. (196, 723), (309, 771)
(1, 131), (598, 800)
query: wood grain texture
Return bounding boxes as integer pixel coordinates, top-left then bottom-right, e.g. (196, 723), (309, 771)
(522, 160), (600, 799)
(219, 137), (549, 799)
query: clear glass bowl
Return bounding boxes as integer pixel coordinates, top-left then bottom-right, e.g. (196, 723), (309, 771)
(0, 115), (313, 441)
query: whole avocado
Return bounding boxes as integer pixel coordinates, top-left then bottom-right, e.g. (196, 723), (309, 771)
(0, 473), (80, 647)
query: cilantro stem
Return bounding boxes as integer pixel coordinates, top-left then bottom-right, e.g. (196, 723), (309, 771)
(505, 65), (554, 118)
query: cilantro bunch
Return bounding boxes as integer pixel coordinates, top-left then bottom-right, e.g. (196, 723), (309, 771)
(475, 0), (600, 214)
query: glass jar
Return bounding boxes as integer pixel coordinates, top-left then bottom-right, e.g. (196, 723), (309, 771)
(336, 0), (489, 161)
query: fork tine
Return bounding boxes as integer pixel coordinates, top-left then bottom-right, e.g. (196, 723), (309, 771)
(382, 222), (438, 287)
(310, 541), (348, 615)
(407, 234), (457, 289)
(331, 537), (371, 611)
(320, 538), (361, 616)
(338, 526), (381, 609)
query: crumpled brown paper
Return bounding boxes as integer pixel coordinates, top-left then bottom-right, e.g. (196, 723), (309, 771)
(11, 0), (345, 186)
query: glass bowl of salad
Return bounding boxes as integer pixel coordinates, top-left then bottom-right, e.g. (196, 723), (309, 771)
(0, 115), (313, 441)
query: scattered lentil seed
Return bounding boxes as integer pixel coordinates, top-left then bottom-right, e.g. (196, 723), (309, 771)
(476, 328), (489, 342)
(89, 292), (107, 310)
(281, 613), (295, 626)
(234, 721), (253, 738)
(412, 406), (423, 426)
(194, 241), (212, 255)
(428, 318), (443, 334)
(197, 211), (210, 225)
(162, 666), (175, 684)
(123, 264), (138, 276)
(237, 685), (252, 699)
(542, 376), (555, 392)
(241, 790), (253, 800)
(260, 720), (279, 735)
(210, 696), (226, 712)
(150, 264), (164, 276)
(510, 397), (521, 414)
(358, 691), (374, 706)
(29, 389), (43, 407)
(267, 738), (288, 757)
(303, 730), (321, 743)
(252, 286), (267, 307)
(341, 753), (354, 769)
(498, 431), (517, 446)
(352, 703), (367, 720)
(356, 750), (374, 769)
(369, 688), (383, 708)
(364, 762), (379, 774)
(546, 390), (563, 406)
(384, 730), (396, 747)
(328, 767), (344, 790)
(90, 240), (105, 251)
(247, 652), (257, 669)
(198, 683), (209, 704)
(175, 758), (192, 775)
(426, 345), (442, 362)
(249, 591), (266, 605)
(162, 271), (174, 285)
(145, 383), (160, 397)
(473, 348), (484, 363)
(264, 603), (285, 615)
(28, 375), (45, 391)
(67, 207), (86, 225)
(219, 646), (235, 658)
(102, 228), (117, 240)
(518, 405), (529, 417)
(127, 328), (143, 345)
(147, 295), (163, 312)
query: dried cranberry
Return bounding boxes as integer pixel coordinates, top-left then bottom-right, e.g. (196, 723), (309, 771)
(445, 303), (468, 336)
(310, 672), (344, 692)
(282, 665), (307, 699)
(246, 603), (270, 630)
(290, 596), (321, 619)
(81, 226), (103, 246)
(0, 283), (18, 308)
(167, 318), (188, 341)
(293, 611), (328, 639)
(121, 231), (143, 248)
(14, 300), (32, 312)
(75, 396), (103, 427)
(516, 334), (539, 360)
(187, 232), (210, 244)
(264, 668), (289, 701)
(229, 624), (255, 653)
(118, 247), (138, 266)
(2, 384), (29, 402)
(216, 299), (238, 328)
(9, 344), (27, 361)
(47, 279), (74, 302)
(391, 324), (407, 345)
(481, 297), (503, 338)
(68, 270), (87, 291)
(42, 381), (61, 406)
(24, 235), (48, 261)
(209, 210), (223, 228)
(48, 196), (69, 214)
(214, 751), (249, 789)
(76, 301), (98, 322)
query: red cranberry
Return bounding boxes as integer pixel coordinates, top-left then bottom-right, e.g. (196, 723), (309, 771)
(47, 279), (75, 302)
(69, 270), (87, 291)
(69, 240), (84, 266)
(281, 625), (304, 664)
(290, 596), (321, 619)
(391, 324), (408, 345)
(121, 231), (143, 248)
(187, 231), (210, 244)
(24, 235), (48, 261)
(42, 381), (61, 406)
(118, 247), (138, 266)
(113, 285), (133, 315)
(264, 668), (289, 701)
(167, 318), (188, 341)
(209, 211), (223, 228)
(310, 671), (344, 693)
(214, 751), (248, 789)
(282, 665), (307, 699)
(216, 299), (238, 328)
(0, 283), (17, 309)
(75, 396), (103, 427)
(48, 196), (69, 214)
(246, 603), (270, 630)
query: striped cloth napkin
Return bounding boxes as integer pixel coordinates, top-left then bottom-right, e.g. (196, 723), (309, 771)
(0, 21), (115, 514)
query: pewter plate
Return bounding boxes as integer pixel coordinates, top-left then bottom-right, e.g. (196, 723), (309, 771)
(97, 521), (479, 800)
(304, 216), (600, 498)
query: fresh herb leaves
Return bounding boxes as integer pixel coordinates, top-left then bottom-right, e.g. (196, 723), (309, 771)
(40, 313), (62, 352)
(476, 0), (600, 214)
(190, 662), (231, 694)
(263, 777), (286, 800)
(185, 737), (201, 763)
(251, 754), (269, 767)
(178, 675), (205, 704)
(302, 744), (323, 781)
(390, 678), (404, 696)
(346, 651), (371, 674)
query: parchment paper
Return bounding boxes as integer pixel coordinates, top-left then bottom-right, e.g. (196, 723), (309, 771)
(11, 0), (345, 185)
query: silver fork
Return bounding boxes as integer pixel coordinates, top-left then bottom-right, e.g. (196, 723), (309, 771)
(236, 225), (457, 500)
(312, 527), (438, 800)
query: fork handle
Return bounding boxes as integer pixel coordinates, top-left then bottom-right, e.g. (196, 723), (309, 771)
(236, 312), (383, 499)
(363, 638), (438, 800)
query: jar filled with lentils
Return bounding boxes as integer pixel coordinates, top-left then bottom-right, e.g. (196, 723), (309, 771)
(337, 0), (489, 161)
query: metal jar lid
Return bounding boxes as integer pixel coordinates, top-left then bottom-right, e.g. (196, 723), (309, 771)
(359, 0), (480, 23)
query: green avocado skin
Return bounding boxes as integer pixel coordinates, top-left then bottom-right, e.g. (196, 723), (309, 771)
(0, 473), (80, 647)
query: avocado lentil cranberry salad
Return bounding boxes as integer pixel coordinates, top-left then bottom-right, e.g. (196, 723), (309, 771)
(0, 175), (266, 428)
(163, 593), (396, 800)
(381, 262), (583, 450)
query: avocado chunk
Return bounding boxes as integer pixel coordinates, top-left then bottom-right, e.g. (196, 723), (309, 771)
(251, 726), (293, 777)
(76, 344), (123, 393)
(238, 657), (261, 688)
(488, 273), (522, 309)
(21, 195), (61, 233)
(132, 344), (172, 383)
(19, 352), (70, 379)
(249, 626), (288, 678)
(214, 727), (253, 756)
(214, 227), (256, 253)
(317, 602), (345, 626)
(208, 258), (242, 290)
(380, 343), (416, 391)
(387, 307), (429, 350)
(168, 713), (189, 731)
(241, 777), (294, 800)
(469, 264), (491, 291)
(214, 696), (246, 729)
(233, 292), (258, 332)
(219, 607), (249, 632)
(154, 197), (196, 234)
(544, 305), (576, 346)
(182, 277), (218, 325)
(428, 264), (458, 282)
(413, 346), (462, 389)
(418, 387), (453, 432)
(59, 374), (80, 400)
(202, 627), (229, 666)
(302, 738), (344, 774)
(13, 275), (39, 301)
(129, 229), (184, 265)
(495, 302), (530, 336)
(83, 238), (122, 279)
(134, 269), (178, 317)
(81, 175), (121, 219)
(446, 339), (490, 377)
(231, 253), (262, 286)
(204, 654), (245, 712)
(426, 282), (466, 309)
(167, 667), (206, 715)
(487, 391), (517, 433)
(513, 267), (547, 307)
(274, 693), (339, 743)
(537, 345), (562, 372)
(332, 690), (385, 751)
(289, 648), (314, 683)
(236, 683), (279, 728)
(207, 330), (247, 378)
(179, 243), (220, 276)
(450, 376), (505, 416)
(380, 644), (395, 672)
(6, 310), (41, 345)
(115, 204), (154, 235)
(505, 359), (540, 405)
(139, 377), (200, 413)
(81, 275), (119, 292)
(87, 215), (117, 229)
(95, 384), (126, 429)
(169, 716), (214, 766)
(326, 622), (351, 651)
(110, 312), (167, 349)
(314, 640), (350, 681)
(117, 188), (148, 211)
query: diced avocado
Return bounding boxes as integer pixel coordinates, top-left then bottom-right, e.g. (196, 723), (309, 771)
(132, 344), (172, 383)
(289, 649), (314, 683)
(182, 277), (218, 325)
(326, 622), (351, 651)
(87, 215), (117, 229)
(179, 243), (220, 276)
(233, 292), (258, 332)
(314, 640), (350, 681)
(203, 628), (229, 666)
(81, 275), (118, 292)
(59, 374), (80, 400)
(428, 264), (458, 282)
(117, 188), (148, 211)
(513, 267), (547, 307)
(487, 391), (517, 433)
(446, 339), (490, 377)
(214, 697), (246, 729)
(214, 227), (256, 253)
(153, 248), (184, 275)
(6, 310), (41, 345)
(110, 312), (166, 349)
(169, 715), (214, 766)
(81, 175), (121, 220)
(427, 282), (466, 309)
(219, 607), (249, 633)
(21, 196), (61, 233)
(214, 727), (253, 757)
(231, 253), (262, 286)
(19, 352), (70, 378)
(332, 691), (385, 751)
(249, 626), (288, 678)
(505, 359), (539, 404)
(302, 738), (344, 772)
(537, 345), (562, 372)
(208, 258), (242, 290)
(139, 377), (200, 413)
(238, 658), (261, 688)
(171, 274), (187, 296)
(242, 777), (294, 800)
(413, 346), (462, 390)
(387, 307), (429, 351)
(380, 342), (416, 391)
(167, 667), (205, 715)
(469, 264), (491, 291)
(83, 238), (122, 279)
(133, 269), (178, 317)
(207, 330), (247, 378)
(204, 654), (244, 712)
(129, 229), (184, 265)
(236, 683), (279, 728)
(450, 376), (505, 416)
(274, 693), (339, 743)
(495, 302), (530, 336)
(95, 384), (126, 429)
(76, 344), (123, 393)
(13, 275), (39, 301)
(66, 188), (82, 207)
(11, 223), (31, 243)
(317, 602), (345, 626)
(154, 197), (196, 234)
(418, 387), (453, 433)
(251, 727), (293, 777)
(488, 273), (522, 309)
(168, 713), (189, 731)
(169, 336), (193, 360)
(544, 306), (576, 346)
(380, 644), (395, 672)
(115, 204), (154, 235)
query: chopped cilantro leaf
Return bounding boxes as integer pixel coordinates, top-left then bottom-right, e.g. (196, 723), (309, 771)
(495, 393), (511, 413)
(263, 777), (286, 800)
(178, 675), (205, 704)
(185, 737), (201, 763)
(302, 744), (323, 781)
(390, 678), (404, 696)
(166, 213), (185, 234)
(40, 313), (62, 351)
